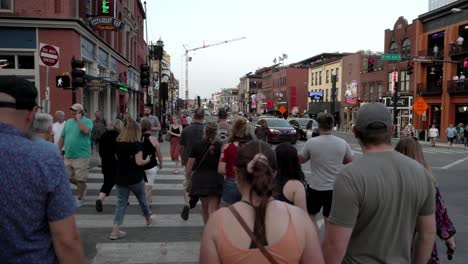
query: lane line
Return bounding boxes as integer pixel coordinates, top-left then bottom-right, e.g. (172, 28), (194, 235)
(440, 156), (468, 170)
(93, 242), (200, 263)
(71, 183), (184, 190)
(75, 196), (186, 205)
(76, 214), (203, 228)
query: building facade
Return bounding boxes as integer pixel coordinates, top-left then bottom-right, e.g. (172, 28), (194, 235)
(383, 16), (418, 135)
(414, 1), (468, 139)
(238, 72), (262, 114)
(0, 0), (147, 120)
(429, 0), (458, 11)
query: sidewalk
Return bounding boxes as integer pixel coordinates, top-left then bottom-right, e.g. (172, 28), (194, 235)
(335, 131), (466, 149)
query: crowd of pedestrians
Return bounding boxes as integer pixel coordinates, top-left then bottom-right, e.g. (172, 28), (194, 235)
(0, 75), (458, 263)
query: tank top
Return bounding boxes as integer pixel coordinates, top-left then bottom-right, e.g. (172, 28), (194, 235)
(171, 126), (180, 136)
(217, 204), (302, 264)
(274, 180), (294, 205)
(141, 133), (158, 170)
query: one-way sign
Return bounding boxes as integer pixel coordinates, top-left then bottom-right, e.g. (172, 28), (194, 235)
(56, 75), (70, 88)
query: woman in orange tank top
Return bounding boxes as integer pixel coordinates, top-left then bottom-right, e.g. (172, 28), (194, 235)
(200, 140), (324, 263)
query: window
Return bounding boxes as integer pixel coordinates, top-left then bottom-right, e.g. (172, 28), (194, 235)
(388, 72), (393, 92)
(400, 71), (410, 91)
(326, 70), (329, 83)
(401, 38), (411, 59)
(377, 83), (383, 98)
(0, 0), (13, 12)
(315, 72), (318, 86)
(369, 84), (374, 101)
(362, 84), (367, 100)
(331, 69), (334, 78)
(389, 41), (398, 54)
(18, 55), (34, 69)
(311, 72), (314, 86)
(319, 71), (322, 85)
(0, 55), (15, 69)
(325, 89), (328, 102)
(336, 68), (339, 82)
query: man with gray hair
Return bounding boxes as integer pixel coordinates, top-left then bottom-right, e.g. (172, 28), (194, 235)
(32, 112), (60, 155)
(322, 102), (436, 264)
(52, 110), (65, 148)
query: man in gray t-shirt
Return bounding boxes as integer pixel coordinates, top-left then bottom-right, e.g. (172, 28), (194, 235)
(299, 113), (353, 227)
(141, 107), (161, 137)
(322, 102), (436, 264)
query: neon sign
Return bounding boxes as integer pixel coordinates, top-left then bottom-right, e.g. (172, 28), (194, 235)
(102, 0), (110, 14)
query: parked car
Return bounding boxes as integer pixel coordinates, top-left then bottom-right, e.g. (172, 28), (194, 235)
(288, 118), (319, 140)
(255, 118), (297, 144)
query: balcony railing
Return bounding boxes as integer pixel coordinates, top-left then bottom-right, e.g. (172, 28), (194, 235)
(417, 83), (442, 96)
(448, 45), (468, 57)
(448, 80), (468, 94)
(418, 49), (444, 59)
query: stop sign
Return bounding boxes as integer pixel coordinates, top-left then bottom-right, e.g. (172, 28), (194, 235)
(39, 44), (59, 67)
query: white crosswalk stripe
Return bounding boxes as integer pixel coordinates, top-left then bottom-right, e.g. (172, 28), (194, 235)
(74, 161), (201, 263)
(350, 147), (466, 155)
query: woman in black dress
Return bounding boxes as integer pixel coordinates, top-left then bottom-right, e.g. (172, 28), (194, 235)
(185, 122), (223, 224)
(96, 119), (123, 212)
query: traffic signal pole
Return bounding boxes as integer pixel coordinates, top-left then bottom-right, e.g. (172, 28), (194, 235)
(393, 81), (399, 138)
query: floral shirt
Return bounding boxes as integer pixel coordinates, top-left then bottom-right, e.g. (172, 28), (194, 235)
(0, 123), (76, 263)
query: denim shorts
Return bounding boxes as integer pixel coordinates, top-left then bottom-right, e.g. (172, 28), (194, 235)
(222, 178), (241, 205)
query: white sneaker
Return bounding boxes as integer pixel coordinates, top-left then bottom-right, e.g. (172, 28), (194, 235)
(109, 230), (126, 240)
(76, 199), (85, 208)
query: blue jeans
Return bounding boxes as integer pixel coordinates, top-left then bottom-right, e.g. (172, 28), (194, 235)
(464, 137), (468, 147)
(222, 178), (241, 205)
(114, 180), (151, 225)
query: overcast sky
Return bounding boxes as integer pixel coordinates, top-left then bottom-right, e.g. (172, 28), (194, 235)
(146, 0), (428, 99)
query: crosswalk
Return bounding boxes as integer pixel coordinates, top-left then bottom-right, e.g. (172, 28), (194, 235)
(73, 161), (201, 264)
(348, 144), (467, 156)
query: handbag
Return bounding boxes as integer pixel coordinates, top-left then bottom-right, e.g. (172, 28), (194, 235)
(228, 205), (280, 264)
(165, 133), (171, 142)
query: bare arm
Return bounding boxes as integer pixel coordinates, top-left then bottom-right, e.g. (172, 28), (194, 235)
(284, 181), (307, 213)
(185, 158), (195, 179)
(135, 151), (151, 166)
(413, 214), (437, 264)
(150, 136), (163, 169)
(299, 154), (308, 164)
(58, 136), (64, 151)
(322, 223), (353, 264)
(199, 212), (221, 264)
(49, 215), (85, 263)
(300, 209), (325, 264)
(76, 118), (91, 135)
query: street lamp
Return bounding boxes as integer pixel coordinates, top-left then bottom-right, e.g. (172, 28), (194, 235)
(155, 39), (165, 127)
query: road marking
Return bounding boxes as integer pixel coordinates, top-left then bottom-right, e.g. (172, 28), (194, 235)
(440, 156), (468, 170)
(93, 242), (200, 263)
(88, 173), (186, 181)
(71, 183), (184, 190)
(75, 195), (186, 205)
(76, 214), (203, 228)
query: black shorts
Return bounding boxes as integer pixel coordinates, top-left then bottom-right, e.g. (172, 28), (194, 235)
(309, 189), (333, 217)
(448, 136), (455, 143)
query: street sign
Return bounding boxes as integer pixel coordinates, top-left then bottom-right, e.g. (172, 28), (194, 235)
(279, 106), (287, 114)
(381, 53), (401, 61)
(412, 97), (429, 116)
(412, 56), (433, 63)
(56, 75), (70, 88)
(39, 43), (60, 68)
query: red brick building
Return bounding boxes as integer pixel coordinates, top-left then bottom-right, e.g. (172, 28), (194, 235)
(0, 0), (147, 120)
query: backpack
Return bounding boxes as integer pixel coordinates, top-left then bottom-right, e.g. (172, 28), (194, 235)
(217, 127), (229, 143)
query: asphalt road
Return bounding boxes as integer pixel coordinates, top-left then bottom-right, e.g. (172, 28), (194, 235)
(77, 132), (468, 263)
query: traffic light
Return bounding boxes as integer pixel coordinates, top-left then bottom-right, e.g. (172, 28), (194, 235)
(464, 58), (468, 68)
(140, 64), (150, 88)
(367, 57), (375, 72)
(407, 60), (414, 75)
(71, 58), (85, 88)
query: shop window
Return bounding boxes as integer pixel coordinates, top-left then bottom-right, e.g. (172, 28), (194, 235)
(0, 55), (15, 69)
(18, 55), (34, 69)
(0, 0), (13, 12)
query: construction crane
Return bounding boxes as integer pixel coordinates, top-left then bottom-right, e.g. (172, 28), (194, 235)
(183, 37), (246, 101)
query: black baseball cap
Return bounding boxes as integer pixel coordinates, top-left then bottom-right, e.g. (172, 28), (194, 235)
(0, 76), (38, 110)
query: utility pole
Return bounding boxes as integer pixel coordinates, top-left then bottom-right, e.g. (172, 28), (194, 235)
(183, 37), (246, 102)
(393, 81), (399, 137)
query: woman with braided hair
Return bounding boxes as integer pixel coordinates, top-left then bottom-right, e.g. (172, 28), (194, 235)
(200, 140), (324, 263)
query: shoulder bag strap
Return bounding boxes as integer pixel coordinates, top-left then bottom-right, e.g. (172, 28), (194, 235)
(228, 206), (279, 264)
(193, 145), (211, 173)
